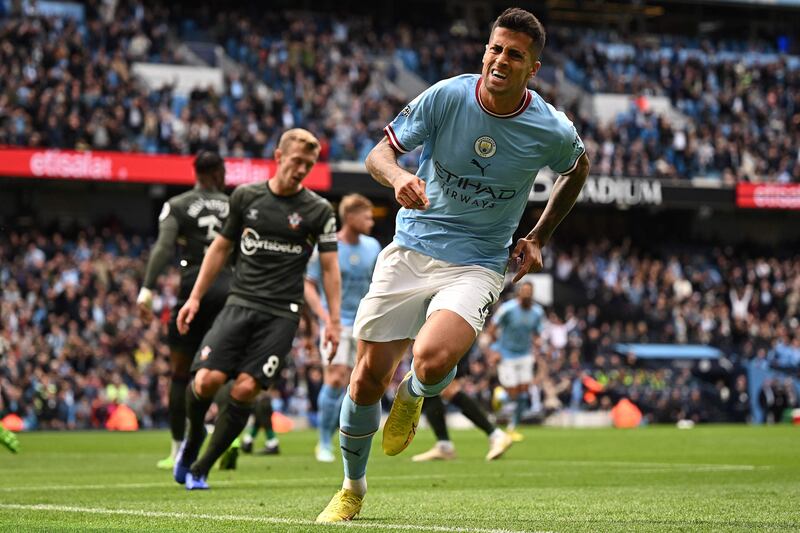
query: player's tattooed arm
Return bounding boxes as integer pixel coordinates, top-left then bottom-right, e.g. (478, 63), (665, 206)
(176, 235), (233, 334)
(365, 138), (430, 210)
(510, 152), (590, 283)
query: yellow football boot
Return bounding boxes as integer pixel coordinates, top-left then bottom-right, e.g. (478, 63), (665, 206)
(507, 429), (525, 442)
(485, 431), (514, 461)
(315, 489), (364, 523)
(382, 372), (423, 456)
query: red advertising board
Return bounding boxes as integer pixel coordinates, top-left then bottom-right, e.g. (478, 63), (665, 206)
(0, 147), (331, 190)
(736, 183), (800, 210)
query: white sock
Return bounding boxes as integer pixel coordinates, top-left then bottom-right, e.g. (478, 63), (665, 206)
(436, 440), (456, 452)
(171, 439), (181, 459)
(489, 429), (505, 441)
(437, 440), (455, 452)
(266, 437), (279, 448)
(343, 476), (367, 497)
(242, 434), (253, 445)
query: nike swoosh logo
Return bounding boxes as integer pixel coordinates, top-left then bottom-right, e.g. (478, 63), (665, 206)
(404, 423), (417, 446)
(340, 445), (361, 457)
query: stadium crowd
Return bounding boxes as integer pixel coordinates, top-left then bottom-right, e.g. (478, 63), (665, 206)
(559, 30), (800, 183)
(1, 5), (798, 182)
(2, 228), (798, 430)
(506, 239), (800, 424)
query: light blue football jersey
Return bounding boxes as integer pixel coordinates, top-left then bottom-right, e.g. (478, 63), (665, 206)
(307, 235), (382, 327)
(384, 73), (584, 274)
(491, 299), (545, 358)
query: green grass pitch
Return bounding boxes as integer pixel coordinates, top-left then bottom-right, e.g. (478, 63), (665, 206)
(1, 425), (798, 532)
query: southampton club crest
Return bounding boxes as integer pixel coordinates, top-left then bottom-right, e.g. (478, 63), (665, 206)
(288, 212), (303, 230)
(474, 136), (497, 158)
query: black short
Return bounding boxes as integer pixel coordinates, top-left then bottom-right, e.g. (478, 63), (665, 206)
(456, 354), (471, 379)
(455, 340), (479, 379)
(168, 271), (231, 356)
(190, 305), (299, 388)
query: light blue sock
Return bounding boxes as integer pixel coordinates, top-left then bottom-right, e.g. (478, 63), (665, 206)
(408, 364), (457, 398)
(513, 392), (529, 427)
(339, 387), (380, 480)
(318, 384), (345, 448)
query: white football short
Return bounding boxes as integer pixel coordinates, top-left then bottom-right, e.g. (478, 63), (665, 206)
(353, 242), (504, 342)
(497, 355), (535, 388)
(320, 325), (357, 368)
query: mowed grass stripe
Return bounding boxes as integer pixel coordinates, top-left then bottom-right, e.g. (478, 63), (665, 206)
(0, 461), (765, 493)
(0, 503), (548, 533)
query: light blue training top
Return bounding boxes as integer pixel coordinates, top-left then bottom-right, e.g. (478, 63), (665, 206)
(492, 299), (545, 358)
(307, 235), (382, 327)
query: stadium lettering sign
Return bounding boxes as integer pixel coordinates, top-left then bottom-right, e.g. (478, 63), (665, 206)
(530, 175), (663, 206)
(0, 147), (331, 191)
(580, 176), (663, 206)
(30, 151), (113, 179)
(736, 183), (800, 210)
(224, 159), (270, 186)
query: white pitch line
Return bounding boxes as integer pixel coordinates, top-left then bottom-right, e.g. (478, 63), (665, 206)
(0, 503), (548, 533)
(0, 462), (764, 493)
(539, 460), (763, 470)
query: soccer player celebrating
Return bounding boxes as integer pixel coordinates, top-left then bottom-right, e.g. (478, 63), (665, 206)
(174, 129), (341, 490)
(136, 151), (231, 470)
(486, 281), (545, 441)
(305, 193), (382, 463)
(316, 7), (589, 522)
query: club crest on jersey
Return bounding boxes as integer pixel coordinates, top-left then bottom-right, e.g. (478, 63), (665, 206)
(200, 345), (212, 360)
(288, 212), (303, 230)
(474, 136), (497, 158)
(246, 208), (258, 220)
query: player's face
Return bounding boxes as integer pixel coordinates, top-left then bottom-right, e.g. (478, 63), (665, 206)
(481, 27), (540, 97)
(275, 142), (320, 190)
(518, 283), (533, 307)
(347, 208), (374, 236)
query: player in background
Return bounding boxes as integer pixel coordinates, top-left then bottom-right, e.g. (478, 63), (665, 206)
(174, 129), (341, 490)
(136, 151), (230, 470)
(485, 281), (545, 441)
(241, 393), (280, 455)
(412, 341), (514, 462)
(305, 193), (382, 463)
(317, 7), (589, 522)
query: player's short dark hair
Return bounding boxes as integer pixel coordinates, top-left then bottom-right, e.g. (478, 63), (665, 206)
(193, 151), (224, 176)
(491, 7), (546, 56)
